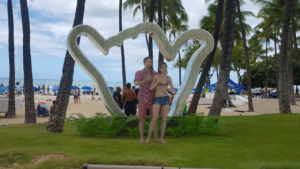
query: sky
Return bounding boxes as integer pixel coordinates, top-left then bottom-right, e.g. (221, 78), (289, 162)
(0, 0), (265, 86)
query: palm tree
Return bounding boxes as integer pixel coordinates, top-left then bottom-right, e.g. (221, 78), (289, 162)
(208, 0), (237, 117)
(248, 42), (266, 61)
(197, 0), (253, 108)
(46, 0), (86, 132)
(289, 28), (296, 105)
(278, 0), (292, 113)
(200, 0), (253, 47)
(157, 0), (164, 65)
(236, 0), (254, 112)
(123, 0), (150, 54)
(148, 0), (155, 61)
(251, 21), (276, 98)
(20, 0), (36, 124)
(291, 0), (300, 63)
(119, 0), (127, 88)
(167, 13), (188, 85)
(7, 0), (15, 118)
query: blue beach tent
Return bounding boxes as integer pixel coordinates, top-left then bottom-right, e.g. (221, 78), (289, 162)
(81, 86), (92, 90)
(6, 85), (16, 89)
(108, 87), (114, 90)
(206, 79), (246, 90)
(52, 85), (78, 91)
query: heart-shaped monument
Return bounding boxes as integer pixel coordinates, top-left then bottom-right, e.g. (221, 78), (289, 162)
(67, 22), (214, 117)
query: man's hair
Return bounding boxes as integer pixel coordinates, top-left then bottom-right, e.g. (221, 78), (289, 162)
(143, 57), (152, 63)
(116, 86), (121, 92)
(132, 86), (136, 89)
(126, 83), (131, 89)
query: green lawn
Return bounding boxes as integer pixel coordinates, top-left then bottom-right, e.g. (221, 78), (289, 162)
(0, 114), (300, 169)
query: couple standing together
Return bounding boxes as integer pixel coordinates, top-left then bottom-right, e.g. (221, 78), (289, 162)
(134, 57), (175, 144)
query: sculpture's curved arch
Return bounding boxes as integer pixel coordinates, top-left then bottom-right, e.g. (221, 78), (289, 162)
(67, 22), (214, 117)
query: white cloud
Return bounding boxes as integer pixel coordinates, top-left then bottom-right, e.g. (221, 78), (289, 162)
(0, 0), (264, 84)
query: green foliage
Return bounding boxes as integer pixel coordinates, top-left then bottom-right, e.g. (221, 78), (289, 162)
(122, 117), (140, 138)
(202, 116), (227, 135)
(97, 113), (127, 137)
(166, 113), (227, 137)
(59, 113), (133, 137)
(58, 113), (99, 137)
(165, 125), (189, 137)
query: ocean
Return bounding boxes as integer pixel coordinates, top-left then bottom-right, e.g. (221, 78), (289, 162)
(0, 78), (181, 94)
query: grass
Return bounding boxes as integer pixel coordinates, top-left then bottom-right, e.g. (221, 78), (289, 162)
(0, 114), (300, 169)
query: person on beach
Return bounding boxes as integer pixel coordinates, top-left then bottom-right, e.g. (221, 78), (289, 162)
(74, 87), (79, 104)
(42, 85), (45, 95)
(110, 88), (114, 96)
(134, 57), (158, 143)
(145, 62), (175, 144)
(47, 86), (50, 95)
(132, 86), (139, 112)
(78, 88), (81, 103)
(113, 86), (123, 110)
(122, 83), (137, 117)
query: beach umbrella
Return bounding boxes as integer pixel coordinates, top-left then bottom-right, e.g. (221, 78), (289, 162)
(81, 86), (92, 90)
(52, 85), (59, 91)
(108, 86), (114, 90)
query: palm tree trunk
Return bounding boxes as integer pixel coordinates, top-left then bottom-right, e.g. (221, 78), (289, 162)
(46, 0), (86, 132)
(119, 0), (126, 88)
(187, 0), (224, 115)
(173, 32), (182, 85)
(208, 0), (237, 117)
(289, 28), (296, 105)
(291, 0), (300, 63)
(264, 41), (269, 97)
(236, 0), (254, 112)
(157, 0), (164, 65)
(274, 32), (279, 98)
(141, 4), (150, 54)
(7, 0), (16, 118)
(163, 12), (167, 34)
(278, 0), (292, 113)
(148, 0), (155, 62)
(20, 0), (36, 124)
(227, 87), (236, 107)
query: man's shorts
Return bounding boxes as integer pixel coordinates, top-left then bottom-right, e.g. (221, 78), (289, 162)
(125, 101), (137, 116)
(138, 102), (153, 120)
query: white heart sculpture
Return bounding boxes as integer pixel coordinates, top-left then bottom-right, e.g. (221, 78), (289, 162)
(67, 22), (214, 117)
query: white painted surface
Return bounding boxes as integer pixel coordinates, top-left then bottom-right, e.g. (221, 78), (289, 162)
(0, 97), (23, 113)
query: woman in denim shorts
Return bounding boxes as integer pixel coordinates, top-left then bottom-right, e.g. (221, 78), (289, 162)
(145, 62), (175, 144)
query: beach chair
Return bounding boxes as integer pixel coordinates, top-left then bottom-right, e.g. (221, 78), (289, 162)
(36, 104), (49, 117)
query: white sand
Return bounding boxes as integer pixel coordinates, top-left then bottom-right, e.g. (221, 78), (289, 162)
(0, 95), (300, 125)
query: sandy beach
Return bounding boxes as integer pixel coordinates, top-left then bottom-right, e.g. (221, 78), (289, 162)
(1, 95), (300, 125)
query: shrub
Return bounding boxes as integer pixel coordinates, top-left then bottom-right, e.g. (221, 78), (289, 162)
(166, 113), (226, 137)
(59, 113), (129, 137)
